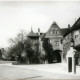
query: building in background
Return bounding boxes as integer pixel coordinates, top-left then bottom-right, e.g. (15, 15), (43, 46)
(27, 21), (70, 63)
(63, 17), (80, 65)
(27, 17), (80, 64)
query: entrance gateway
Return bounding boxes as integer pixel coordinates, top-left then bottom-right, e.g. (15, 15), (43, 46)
(53, 50), (62, 63)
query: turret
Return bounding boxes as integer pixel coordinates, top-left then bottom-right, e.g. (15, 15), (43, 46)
(38, 28), (40, 36)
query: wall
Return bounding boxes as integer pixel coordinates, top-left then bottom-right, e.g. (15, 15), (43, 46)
(63, 33), (71, 62)
(72, 29), (80, 40)
(50, 37), (63, 51)
(45, 22), (63, 51)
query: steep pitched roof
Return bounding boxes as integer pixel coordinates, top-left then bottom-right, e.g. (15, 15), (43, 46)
(61, 28), (70, 37)
(27, 30), (39, 37)
(51, 21), (61, 29)
(71, 17), (80, 31)
(64, 17), (80, 37)
(45, 21), (63, 38)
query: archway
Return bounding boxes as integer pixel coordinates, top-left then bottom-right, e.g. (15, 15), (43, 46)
(53, 50), (62, 63)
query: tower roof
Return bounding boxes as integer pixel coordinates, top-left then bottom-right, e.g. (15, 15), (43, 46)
(45, 21), (63, 38)
(27, 28), (39, 38)
(51, 21), (58, 28)
(28, 31), (39, 37)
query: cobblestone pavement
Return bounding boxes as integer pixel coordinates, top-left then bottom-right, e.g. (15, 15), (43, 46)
(0, 63), (80, 80)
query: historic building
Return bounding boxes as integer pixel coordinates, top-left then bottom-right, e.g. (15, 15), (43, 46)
(27, 22), (69, 63)
(45, 22), (64, 62)
(63, 17), (80, 65)
(27, 17), (80, 64)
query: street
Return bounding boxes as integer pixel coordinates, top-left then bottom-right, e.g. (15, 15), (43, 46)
(0, 61), (80, 79)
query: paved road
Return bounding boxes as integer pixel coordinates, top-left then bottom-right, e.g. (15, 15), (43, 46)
(0, 64), (80, 79)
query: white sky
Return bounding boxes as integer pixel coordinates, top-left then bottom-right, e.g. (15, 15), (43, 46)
(0, 1), (80, 48)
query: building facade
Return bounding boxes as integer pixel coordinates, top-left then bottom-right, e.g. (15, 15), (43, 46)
(45, 22), (64, 62)
(27, 17), (80, 64)
(63, 17), (80, 65)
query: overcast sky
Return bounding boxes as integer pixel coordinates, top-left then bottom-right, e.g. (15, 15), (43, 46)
(0, 1), (80, 48)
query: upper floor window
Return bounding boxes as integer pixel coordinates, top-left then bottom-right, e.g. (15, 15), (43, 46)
(61, 39), (63, 44)
(55, 41), (59, 46)
(53, 30), (59, 35)
(75, 35), (78, 39)
(56, 30), (59, 35)
(50, 31), (53, 35)
(53, 30), (55, 34)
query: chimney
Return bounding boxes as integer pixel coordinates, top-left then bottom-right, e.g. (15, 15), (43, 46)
(68, 24), (71, 39)
(38, 28), (40, 36)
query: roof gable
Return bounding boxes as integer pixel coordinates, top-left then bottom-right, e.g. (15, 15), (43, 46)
(71, 17), (80, 31)
(45, 21), (63, 38)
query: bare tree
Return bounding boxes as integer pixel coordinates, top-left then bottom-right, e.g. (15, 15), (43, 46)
(8, 30), (27, 46)
(7, 30), (27, 62)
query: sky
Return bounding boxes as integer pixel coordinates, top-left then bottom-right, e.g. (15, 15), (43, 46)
(0, 1), (80, 48)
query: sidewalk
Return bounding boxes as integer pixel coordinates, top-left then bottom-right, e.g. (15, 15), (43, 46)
(1, 62), (80, 76)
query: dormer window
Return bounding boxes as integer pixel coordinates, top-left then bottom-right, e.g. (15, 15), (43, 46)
(53, 30), (59, 35)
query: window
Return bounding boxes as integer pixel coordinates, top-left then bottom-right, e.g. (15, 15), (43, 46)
(61, 40), (63, 44)
(56, 30), (59, 35)
(50, 31), (53, 35)
(55, 41), (59, 46)
(75, 35), (78, 39)
(53, 30), (55, 34)
(55, 30), (57, 34)
(53, 30), (59, 35)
